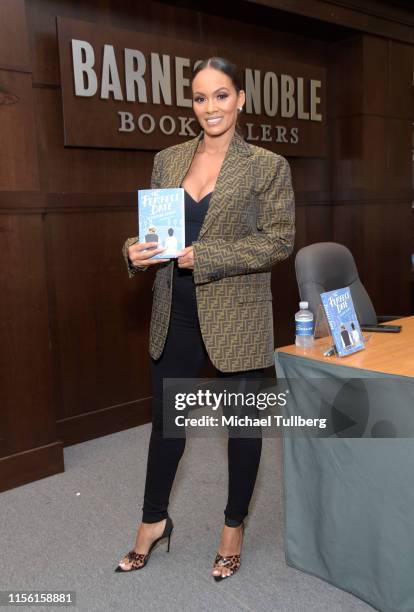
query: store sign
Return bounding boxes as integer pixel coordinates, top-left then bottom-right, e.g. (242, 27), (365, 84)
(57, 17), (327, 156)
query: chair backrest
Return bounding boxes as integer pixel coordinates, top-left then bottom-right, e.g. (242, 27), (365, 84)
(295, 242), (377, 326)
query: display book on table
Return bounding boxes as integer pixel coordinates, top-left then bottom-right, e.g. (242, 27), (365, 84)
(320, 287), (365, 357)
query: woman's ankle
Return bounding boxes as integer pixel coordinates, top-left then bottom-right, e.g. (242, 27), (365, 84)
(224, 518), (244, 528)
(141, 514), (168, 525)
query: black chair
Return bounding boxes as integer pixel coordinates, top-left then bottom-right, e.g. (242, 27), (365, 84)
(295, 242), (396, 327)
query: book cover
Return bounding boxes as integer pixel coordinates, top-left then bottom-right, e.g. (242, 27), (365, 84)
(138, 188), (185, 259)
(320, 287), (365, 357)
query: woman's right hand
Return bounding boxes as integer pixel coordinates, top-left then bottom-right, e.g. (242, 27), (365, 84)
(128, 240), (169, 267)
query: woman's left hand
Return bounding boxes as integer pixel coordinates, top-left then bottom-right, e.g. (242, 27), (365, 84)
(177, 246), (194, 269)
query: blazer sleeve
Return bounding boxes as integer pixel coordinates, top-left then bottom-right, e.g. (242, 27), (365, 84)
(192, 154), (295, 285)
(122, 151), (163, 278)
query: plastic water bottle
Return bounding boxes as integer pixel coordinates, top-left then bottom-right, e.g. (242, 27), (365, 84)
(295, 301), (314, 348)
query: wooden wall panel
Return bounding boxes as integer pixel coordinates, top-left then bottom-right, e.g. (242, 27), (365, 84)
(33, 88), (156, 193)
(289, 158), (330, 203)
(0, 71), (39, 191)
(44, 210), (153, 421)
(362, 36), (389, 116)
(0, 213), (56, 453)
(0, 0), (64, 492)
(27, 0), (329, 87)
(327, 36), (364, 118)
(363, 37), (414, 119)
(26, 0), (203, 86)
(194, 9), (327, 64)
(381, 118), (412, 196)
(387, 41), (414, 119)
(361, 203), (412, 316)
(330, 115), (412, 200)
(0, 0), (30, 70)
(329, 34), (413, 317)
(333, 202), (412, 316)
(247, 0), (414, 44)
(26, 0), (106, 85)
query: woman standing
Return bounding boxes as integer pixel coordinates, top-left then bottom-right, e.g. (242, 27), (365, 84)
(117, 57), (295, 580)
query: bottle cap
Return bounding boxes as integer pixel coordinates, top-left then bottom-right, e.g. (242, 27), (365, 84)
(299, 301), (309, 310)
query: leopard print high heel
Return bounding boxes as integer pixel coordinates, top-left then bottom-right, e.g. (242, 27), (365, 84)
(115, 516), (173, 572)
(212, 521), (245, 582)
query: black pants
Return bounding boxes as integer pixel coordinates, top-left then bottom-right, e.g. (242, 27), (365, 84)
(142, 267), (265, 526)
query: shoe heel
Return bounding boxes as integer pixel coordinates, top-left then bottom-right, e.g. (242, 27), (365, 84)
(115, 516), (174, 573)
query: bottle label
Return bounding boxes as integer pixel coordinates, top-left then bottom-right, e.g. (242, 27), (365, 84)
(295, 321), (314, 336)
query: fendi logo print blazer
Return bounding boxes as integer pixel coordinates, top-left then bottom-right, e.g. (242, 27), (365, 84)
(122, 129), (295, 372)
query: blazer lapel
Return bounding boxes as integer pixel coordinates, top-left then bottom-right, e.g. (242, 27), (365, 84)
(167, 129), (253, 240)
(167, 131), (203, 189)
(198, 130), (252, 239)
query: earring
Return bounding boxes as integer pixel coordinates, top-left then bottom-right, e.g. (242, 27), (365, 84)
(237, 107), (243, 112)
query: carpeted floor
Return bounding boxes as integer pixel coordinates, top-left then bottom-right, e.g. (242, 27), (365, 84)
(0, 424), (374, 611)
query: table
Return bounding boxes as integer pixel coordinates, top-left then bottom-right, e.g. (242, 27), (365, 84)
(275, 317), (414, 612)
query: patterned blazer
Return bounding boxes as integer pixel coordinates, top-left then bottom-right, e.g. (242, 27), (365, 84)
(122, 129), (295, 372)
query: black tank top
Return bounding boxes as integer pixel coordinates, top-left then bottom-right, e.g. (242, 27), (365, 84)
(172, 189), (212, 280)
(183, 189), (212, 246)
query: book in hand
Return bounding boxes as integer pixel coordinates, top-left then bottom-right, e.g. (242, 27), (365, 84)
(320, 287), (365, 357)
(138, 188), (185, 259)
